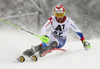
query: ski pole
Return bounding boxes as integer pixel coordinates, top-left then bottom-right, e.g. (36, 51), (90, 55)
(0, 19), (49, 43)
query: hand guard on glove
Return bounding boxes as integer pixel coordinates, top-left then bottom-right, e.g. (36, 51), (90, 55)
(42, 34), (49, 38)
(82, 40), (91, 50)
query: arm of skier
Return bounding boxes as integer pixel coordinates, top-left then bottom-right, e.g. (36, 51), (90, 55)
(70, 19), (91, 50)
(41, 17), (52, 36)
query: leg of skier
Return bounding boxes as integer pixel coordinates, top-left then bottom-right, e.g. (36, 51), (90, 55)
(39, 32), (59, 56)
(23, 32), (65, 57)
(17, 44), (42, 62)
(23, 45), (42, 57)
(39, 38), (66, 56)
(23, 31), (54, 57)
(39, 41), (58, 56)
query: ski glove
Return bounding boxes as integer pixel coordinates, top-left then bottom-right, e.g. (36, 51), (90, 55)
(82, 40), (91, 50)
(42, 34), (49, 38)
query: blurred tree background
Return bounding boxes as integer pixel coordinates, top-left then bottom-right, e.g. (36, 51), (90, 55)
(0, 0), (100, 40)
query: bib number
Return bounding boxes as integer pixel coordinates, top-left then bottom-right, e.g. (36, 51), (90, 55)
(54, 24), (65, 36)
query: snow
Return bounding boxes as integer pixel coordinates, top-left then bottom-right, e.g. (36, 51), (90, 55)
(0, 30), (100, 69)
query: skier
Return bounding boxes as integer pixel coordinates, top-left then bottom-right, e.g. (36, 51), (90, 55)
(23, 5), (91, 58)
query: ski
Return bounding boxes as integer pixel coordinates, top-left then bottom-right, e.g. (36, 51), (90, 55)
(17, 48), (67, 62)
(41, 48), (67, 57)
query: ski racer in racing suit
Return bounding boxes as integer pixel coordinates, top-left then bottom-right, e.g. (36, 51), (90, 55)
(23, 5), (91, 57)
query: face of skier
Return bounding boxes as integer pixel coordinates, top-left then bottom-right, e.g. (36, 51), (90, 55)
(56, 16), (63, 22)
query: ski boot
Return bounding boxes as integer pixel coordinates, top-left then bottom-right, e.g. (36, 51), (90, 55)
(23, 45), (42, 57)
(39, 41), (58, 57)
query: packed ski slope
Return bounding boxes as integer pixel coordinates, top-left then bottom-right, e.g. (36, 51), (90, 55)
(0, 29), (100, 69)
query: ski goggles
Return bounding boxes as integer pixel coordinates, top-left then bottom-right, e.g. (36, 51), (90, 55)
(54, 13), (65, 18)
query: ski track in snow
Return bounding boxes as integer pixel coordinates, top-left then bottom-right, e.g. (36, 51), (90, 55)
(0, 30), (100, 69)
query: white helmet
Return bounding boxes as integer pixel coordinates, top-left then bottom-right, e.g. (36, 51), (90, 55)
(54, 5), (66, 17)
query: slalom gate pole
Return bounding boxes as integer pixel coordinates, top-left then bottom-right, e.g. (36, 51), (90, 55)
(0, 19), (49, 43)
